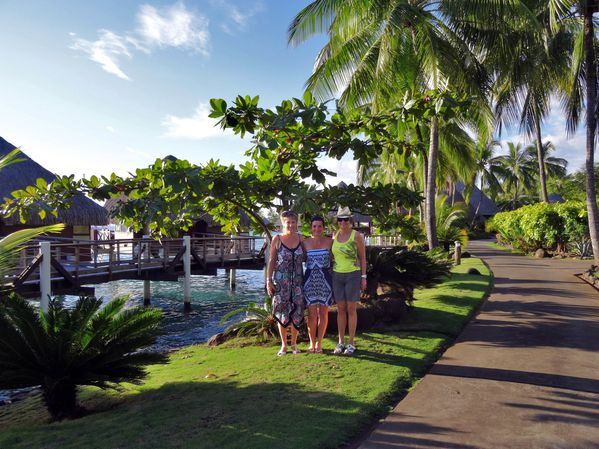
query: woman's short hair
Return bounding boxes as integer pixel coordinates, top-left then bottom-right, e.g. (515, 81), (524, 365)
(310, 215), (325, 225)
(280, 210), (298, 221)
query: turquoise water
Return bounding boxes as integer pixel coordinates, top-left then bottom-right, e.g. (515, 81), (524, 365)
(86, 269), (266, 351)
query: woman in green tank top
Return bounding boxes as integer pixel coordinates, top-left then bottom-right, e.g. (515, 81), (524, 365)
(331, 206), (367, 356)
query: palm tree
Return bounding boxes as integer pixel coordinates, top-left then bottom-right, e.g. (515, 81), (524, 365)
(492, 142), (537, 208)
(547, 0), (599, 264)
(467, 138), (503, 223)
(288, 0), (491, 249)
(524, 141), (568, 182)
(0, 295), (167, 421)
(488, 2), (572, 203)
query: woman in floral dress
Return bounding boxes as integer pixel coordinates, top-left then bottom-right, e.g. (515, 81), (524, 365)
(266, 211), (304, 356)
(303, 216), (333, 353)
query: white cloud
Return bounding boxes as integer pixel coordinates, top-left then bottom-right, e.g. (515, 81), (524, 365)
(70, 2), (210, 79)
(161, 103), (230, 139)
(210, 0), (264, 34)
(70, 30), (132, 80)
(106, 126), (116, 133)
(136, 3), (210, 55)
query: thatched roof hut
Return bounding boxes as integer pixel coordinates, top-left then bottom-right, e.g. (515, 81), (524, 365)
(0, 136), (108, 226)
(448, 181), (499, 218)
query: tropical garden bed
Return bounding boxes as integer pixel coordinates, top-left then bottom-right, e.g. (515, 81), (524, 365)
(0, 257), (491, 449)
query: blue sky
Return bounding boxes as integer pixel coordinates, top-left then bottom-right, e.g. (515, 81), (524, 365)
(0, 0), (587, 185)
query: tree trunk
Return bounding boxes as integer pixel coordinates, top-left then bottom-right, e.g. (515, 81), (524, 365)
(534, 116), (549, 202)
(415, 125), (427, 224)
(425, 117), (439, 249)
(43, 380), (77, 421)
(583, 7), (599, 265)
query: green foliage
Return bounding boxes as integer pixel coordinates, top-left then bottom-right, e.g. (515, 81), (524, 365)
(435, 195), (468, 251)
(0, 295), (167, 421)
(365, 246), (451, 303)
(220, 296), (277, 341)
(487, 201), (588, 253)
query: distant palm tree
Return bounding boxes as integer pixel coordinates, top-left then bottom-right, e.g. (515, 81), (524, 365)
(524, 141), (568, 182)
(492, 142), (537, 209)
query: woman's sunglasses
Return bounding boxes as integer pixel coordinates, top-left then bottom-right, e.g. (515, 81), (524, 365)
(337, 217), (350, 222)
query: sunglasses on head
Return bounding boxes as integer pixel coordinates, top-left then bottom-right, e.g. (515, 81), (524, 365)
(337, 217), (350, 222)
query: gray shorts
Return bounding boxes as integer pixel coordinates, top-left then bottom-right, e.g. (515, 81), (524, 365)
(332, 271), (361, 302)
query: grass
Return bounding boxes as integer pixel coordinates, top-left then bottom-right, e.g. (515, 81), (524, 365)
(0, 257), (491, 449)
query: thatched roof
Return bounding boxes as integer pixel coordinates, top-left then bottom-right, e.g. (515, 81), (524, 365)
(449, 181), (499, 217)
(548, 193), (565, 204)
(0, 136), (109, 226)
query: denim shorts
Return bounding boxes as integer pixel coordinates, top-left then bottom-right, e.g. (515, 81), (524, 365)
(332, 270), (361, 302)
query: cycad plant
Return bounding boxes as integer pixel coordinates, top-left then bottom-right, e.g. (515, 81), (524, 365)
(0, 295), (167, 421)
(220, 296), (278, 341)
(365, 246), (451, 303)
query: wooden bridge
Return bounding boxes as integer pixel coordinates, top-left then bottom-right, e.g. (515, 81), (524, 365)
(2, 235), (266, 301)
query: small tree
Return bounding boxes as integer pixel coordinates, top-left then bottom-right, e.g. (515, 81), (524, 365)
(0, 295), (167, 421)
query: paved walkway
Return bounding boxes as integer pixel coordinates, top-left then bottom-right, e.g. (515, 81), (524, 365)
(358, 240), (599, 449)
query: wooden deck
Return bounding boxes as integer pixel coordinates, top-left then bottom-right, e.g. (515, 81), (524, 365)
(2, 236), (266, 298)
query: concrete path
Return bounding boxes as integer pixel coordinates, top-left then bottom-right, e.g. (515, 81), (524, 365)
(358, 240), (599, 449)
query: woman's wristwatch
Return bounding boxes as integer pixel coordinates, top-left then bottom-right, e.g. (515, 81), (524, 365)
(361, 274), (367, 279)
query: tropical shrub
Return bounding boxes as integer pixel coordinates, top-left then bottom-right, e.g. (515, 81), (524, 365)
(487, 201), (589, 255)
(436, 196), (468, 251)
(0, 295), (167, 421)
(365, 246), (451, 303)
(220, 296), (278, 341)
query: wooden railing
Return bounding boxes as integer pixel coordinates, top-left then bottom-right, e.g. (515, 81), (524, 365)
(365, 234), (404, 247)
(3, 236), (265, 290)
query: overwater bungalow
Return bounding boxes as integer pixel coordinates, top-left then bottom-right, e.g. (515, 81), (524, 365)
(0, 136), (109, 239)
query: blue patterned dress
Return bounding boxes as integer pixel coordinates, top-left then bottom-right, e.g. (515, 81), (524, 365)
(303, 248), (333, 306)
(272, 241), (305, 329)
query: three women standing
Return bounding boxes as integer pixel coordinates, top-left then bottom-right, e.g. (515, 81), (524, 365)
(267, 208), (366, 356)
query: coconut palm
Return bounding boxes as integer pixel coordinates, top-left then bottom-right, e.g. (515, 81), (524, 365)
(524, 141), (568, 181)
(487, 2), (572, 203)
(492, 142), (538, 208)
(288, 0), (491, 249)
(0, 295), (167, 421)
(546, 0), (599, 263)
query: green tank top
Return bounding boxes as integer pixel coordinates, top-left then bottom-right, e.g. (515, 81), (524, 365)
(332, 230), (359, 273)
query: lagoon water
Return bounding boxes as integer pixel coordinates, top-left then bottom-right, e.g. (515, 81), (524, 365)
(0, 269), (265, 403)
(86, 269), (266, 351)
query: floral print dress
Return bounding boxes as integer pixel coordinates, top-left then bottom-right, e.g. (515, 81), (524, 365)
(272, 240), (305, 329)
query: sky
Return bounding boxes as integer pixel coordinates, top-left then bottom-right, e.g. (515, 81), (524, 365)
(0, 0), (588, 187)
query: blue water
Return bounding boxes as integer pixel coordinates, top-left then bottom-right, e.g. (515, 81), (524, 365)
(85, 269), (266, 351)
(0, 269), (265, 403)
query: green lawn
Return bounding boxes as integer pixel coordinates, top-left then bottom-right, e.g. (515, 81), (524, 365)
(0, 257), (491, 449)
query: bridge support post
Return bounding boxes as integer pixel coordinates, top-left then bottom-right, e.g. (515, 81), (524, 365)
(40, 241), (51, 313)
(229, 269), (236, 290)
(183, 235), (191, 311)
(143, 280), (151, 306)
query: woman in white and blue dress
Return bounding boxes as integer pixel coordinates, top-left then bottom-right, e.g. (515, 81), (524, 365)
(303, 215), (333, 353)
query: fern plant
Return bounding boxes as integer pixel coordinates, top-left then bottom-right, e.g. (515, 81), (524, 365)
(0, 295), (167, 421)
(220, 296), (277, 341)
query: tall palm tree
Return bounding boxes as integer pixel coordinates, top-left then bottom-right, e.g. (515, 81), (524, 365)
(488, 2), (572, 203)
(288, 0), (491, 248)
(492, 141), (537, 208)
(547, 0), (599, 264)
